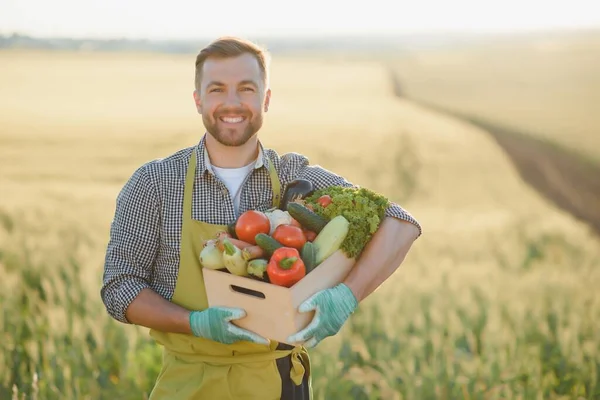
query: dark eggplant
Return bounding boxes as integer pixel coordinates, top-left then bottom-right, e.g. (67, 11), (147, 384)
(280, 179), (315, 211)
(226, 220), (238, 238)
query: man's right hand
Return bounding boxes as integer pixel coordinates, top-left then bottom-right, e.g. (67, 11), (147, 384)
(189, 307), (269, 345)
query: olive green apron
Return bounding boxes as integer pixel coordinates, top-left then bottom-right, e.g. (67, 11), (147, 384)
(148, 149), (311, 400)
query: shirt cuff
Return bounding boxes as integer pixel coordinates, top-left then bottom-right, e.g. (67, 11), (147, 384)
(385, 202), (422, 238)
(102, 277), (149, 324)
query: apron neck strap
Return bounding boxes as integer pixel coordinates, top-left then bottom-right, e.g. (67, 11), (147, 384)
(266, 157), (281, 209)
(183, 149), (198, 222)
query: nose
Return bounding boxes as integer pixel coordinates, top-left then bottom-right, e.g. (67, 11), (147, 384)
(224, 89), (242, 107)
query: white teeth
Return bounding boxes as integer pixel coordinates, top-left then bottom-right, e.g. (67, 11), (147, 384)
(221, 116), (244, 123)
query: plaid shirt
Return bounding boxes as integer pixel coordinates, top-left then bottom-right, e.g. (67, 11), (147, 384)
(101, 135), (422, 324)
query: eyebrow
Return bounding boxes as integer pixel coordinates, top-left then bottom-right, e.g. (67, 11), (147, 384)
(238, 80), (259, 88)
(206, 80), (259, 88)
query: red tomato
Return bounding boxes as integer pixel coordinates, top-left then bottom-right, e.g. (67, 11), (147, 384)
(235, 210), (270, 245)
(317, 195), (332, 208)
(272, 224), (307, 250)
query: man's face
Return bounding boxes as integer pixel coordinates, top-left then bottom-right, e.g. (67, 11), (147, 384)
(194, 53), (271, 147)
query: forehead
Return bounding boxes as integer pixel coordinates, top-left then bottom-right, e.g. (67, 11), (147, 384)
(201, 53), (263, 86)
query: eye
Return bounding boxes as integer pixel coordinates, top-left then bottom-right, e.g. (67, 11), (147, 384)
(241, 87), (255, 92)
(209, 88), (223, 93)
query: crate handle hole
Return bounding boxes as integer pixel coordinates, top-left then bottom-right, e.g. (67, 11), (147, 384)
(229, 285), (266, 299)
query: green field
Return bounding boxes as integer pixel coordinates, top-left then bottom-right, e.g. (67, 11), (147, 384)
(389, 31), (600, 163)
(1, 48), (600, 399)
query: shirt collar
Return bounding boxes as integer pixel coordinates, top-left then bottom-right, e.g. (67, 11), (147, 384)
(196, 133), (269, 175)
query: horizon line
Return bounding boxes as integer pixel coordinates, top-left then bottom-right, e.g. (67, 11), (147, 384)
(2, 25), (600, 43)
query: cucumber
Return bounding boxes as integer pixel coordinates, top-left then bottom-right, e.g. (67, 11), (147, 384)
(312, 215), (350, 264)
(287, 202), (329, 233)
(255, 233), (283, 256)
(301, 242), (317, 273)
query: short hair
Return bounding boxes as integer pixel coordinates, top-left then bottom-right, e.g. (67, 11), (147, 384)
(194, 36), (271, 90)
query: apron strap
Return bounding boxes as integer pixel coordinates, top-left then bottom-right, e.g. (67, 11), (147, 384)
(183, 148), (198, 223)
(266, 157), (281, 209)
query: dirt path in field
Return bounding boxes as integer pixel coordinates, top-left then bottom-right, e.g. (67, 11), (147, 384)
(388, 68), (600, 237)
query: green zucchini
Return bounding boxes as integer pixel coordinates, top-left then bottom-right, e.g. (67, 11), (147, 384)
(301, 242), (317, 273)
(287, 202), (329, 233)
(255, 233), (283, 256)
(312, 215), (350, 264)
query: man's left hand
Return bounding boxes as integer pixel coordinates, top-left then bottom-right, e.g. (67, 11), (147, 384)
(287, 283), (358, 348)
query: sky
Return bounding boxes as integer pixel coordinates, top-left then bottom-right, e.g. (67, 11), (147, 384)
(1, 0), (599, 40)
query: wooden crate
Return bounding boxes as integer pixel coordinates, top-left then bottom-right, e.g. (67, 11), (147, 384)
(203, 250), (355, 345)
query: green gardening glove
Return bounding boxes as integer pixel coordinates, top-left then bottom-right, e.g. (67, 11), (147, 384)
(287, 283), (358, 348)
(190, 307), (269, 345)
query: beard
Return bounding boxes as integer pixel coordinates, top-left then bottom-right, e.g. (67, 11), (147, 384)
(203, 112), (263, 147)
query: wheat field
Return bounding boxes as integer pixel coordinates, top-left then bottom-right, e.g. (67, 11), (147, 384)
(1, 49), (599, 400)
(388, 31), (600, 163)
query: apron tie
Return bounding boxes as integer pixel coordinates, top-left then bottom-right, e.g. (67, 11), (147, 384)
(289, 346), (309, 386)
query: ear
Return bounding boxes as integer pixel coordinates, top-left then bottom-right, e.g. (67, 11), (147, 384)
(193, 89), (202, 113)
(263, 88), (271, 112)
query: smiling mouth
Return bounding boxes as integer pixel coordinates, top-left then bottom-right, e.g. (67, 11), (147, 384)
(219, 116), (246, 124)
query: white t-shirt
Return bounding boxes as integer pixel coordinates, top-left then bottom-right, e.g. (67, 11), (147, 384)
(211, 161), (255, 217)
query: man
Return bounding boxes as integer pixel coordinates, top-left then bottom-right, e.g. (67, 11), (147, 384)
(101, 36), (422, 400)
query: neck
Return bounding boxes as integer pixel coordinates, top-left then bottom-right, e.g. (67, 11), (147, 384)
(204, 133), (260, 168)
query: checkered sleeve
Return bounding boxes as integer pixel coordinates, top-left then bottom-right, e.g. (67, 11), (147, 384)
(101, 164), (161, 323)
(283, 153), (422, 237)
(384, 202), (422, 237)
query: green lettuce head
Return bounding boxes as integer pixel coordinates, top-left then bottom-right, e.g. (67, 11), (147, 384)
(305, 186), (390, 259)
